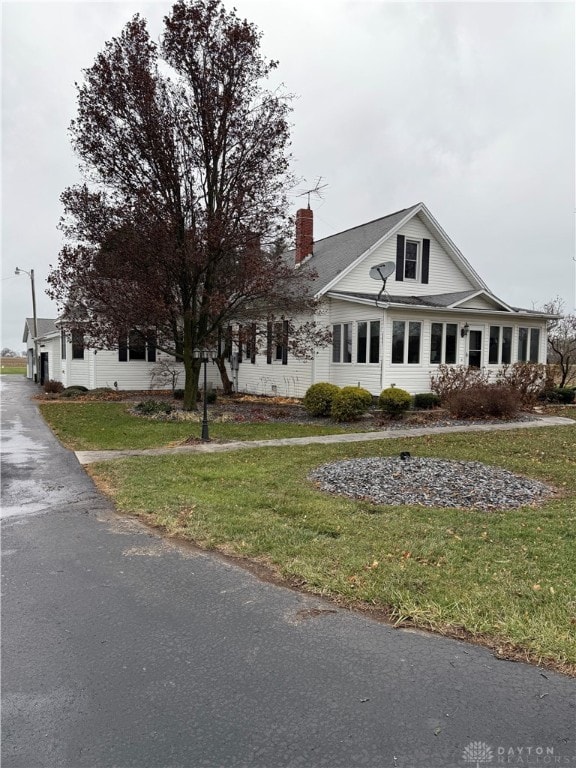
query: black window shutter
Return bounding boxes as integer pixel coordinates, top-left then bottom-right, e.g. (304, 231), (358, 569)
(250, 324), (257, 364)
(282, 320), (289, 366)
(225, 326), (232, 361)
(237, 324), (243, 364)
(147, 330), (157, 362)
(396, 235), (405, 281)
(266, 322), (272, 364)
(118, 334), (128, 362)
(422, 239), (430, 284)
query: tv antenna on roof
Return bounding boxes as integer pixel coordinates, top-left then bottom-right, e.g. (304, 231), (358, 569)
(295, 177), (328, 208)
(369, 261), (395, 305)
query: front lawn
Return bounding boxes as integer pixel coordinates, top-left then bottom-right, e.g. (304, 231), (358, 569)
(39, 402), (352, 450)
(87, 426), (576, 673)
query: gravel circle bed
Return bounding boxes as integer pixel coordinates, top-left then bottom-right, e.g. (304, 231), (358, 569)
(309, 457), (555, 511)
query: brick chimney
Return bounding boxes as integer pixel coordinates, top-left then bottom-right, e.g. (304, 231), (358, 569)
(295, 207), (313, 265)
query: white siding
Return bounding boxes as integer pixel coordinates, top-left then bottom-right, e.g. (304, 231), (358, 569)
(458, 296), (504, 310)
(337, 214), (474, 297)
(233, 314), (322, 398)
(58, 344), (214, 392)
(382, 311), (549, 394)
(92, 350), (208, 391)
(327, 299), (385, 394)
(42, 336), (62, 384)
(234, 343), (313, 398)
(235, 356), (312, 398)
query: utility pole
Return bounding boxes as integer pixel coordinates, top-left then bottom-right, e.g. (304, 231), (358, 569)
(15, 268), (39, 383)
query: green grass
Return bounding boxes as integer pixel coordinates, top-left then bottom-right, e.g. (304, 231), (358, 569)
(1, 366), (26, 375)
(87, 426), (576, 672)
(39, 402), (352, 450)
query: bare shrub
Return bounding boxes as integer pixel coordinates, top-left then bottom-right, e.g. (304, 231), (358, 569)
(495, 362), (550, 406)
(444, 385), (519, 420)
(430, 365), (490, 401)
(150, 360), (182, 393)
(43, 379), (64, 394)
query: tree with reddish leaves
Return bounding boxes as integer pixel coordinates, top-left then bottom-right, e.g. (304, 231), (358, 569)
(48, 0), (321, 410)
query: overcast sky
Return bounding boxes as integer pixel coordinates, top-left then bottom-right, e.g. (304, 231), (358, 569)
(2, 0), (575, 353)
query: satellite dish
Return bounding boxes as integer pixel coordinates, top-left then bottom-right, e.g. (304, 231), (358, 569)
(369, 261), (395, 307)
(369, 262), (395, 282)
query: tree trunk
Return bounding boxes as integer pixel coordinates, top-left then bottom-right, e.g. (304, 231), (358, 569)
(182, 311), (200, 411)
(215, 356), (233, 395)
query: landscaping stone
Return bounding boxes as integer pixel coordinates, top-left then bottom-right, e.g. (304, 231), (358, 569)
(309, 456), (555, 511)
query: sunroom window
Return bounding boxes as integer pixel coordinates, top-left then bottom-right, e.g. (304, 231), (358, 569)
(357, 321), (380, 364)
(392, 321), (421, 364)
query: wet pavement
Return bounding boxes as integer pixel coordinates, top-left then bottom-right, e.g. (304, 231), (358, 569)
(0, 377), (108, 518)
(1, 376), (575, 768)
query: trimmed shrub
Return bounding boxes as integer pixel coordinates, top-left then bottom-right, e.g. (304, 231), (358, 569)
(303, 382), (340, 417)
(134, 399), (174, 416)
(60, 389), (81, 399)
(173, 389), (185, 400)
(544, 387), (575, 404)
(444, 385), (519, 420)
(331, 386), (372, 422)
(379, 387), (412, 416)
(60, 385), (89, 399)
(43, 379), (64, 394)
(203, 389), (217, 404)
(413, 392), (440, 410)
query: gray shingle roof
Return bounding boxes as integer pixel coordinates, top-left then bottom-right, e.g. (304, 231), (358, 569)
(327, 291), (477, 308)
(23, 318), (58, 342)
(328, 290), (543, 315)
(292, 204), (421, 292)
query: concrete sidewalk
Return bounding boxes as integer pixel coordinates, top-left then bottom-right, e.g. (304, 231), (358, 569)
(75, 414), (574, 464)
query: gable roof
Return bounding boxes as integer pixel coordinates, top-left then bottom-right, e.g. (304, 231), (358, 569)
(22, 318), (58, 343)
(295, 202), (489, 296)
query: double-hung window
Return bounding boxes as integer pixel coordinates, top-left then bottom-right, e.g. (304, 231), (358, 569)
(71, 330), (84, 360)
(404, 240), (419, 280)
(518, 327), (540, 363)
(488, 326), (512, 364)
(266, 320), (288, 365)
(395, 235), (430, 284)
(332, 323), (352, 363)
(357, 321), (380, 364)
(392, 321), (421, 364)
(119, 330), (156, 362)
(430, 323), (457, 364)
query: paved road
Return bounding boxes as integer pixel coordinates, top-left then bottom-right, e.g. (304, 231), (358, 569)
(2, 376), (575, 768)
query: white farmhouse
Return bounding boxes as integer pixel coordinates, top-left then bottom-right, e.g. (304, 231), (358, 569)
(233, 202), (552, 398)
(23, 202), (552, 397)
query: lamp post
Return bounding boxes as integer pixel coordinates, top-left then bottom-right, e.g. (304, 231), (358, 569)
(192, 349), (217, 441)
(15, 268), (39, 383)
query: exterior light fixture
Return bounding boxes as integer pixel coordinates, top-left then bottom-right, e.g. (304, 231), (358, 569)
(461, 322), (470, 338)
(192, 349), (218, 440)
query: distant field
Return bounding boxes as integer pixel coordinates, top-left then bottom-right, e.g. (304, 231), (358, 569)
(1, 357), (27, 375)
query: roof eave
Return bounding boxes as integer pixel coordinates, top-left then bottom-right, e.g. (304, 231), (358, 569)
(418, 203), (489, 291)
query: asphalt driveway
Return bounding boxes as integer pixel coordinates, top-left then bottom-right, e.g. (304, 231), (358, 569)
(1, 376), (574, 768)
